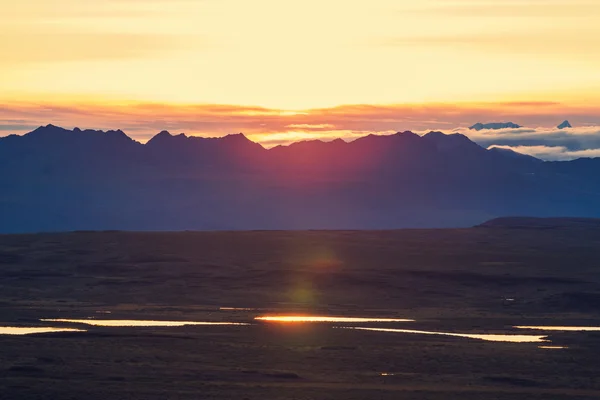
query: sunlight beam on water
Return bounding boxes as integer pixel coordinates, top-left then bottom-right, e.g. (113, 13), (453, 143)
(255, 316), (415, 323)
(41, 319), (249, 327)
(515, 326), (600, 331)
(343, 327), (548, 343)
(0, 327), (86, 335)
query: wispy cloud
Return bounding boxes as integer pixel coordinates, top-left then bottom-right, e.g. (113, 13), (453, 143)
(489, 145), (600, 161)
(0, 33), (181, 65)
(0, 101), (502, 141)
(0, 123), (38, 132)
(464, 126), (600, 152)
(382, 31), (600, 60)
(2, 0), (600, 109)
(286, 124), (336, 130)
(419, 1), (600, 18)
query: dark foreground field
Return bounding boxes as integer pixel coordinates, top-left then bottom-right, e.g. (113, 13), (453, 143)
(1, 219), (600, 399)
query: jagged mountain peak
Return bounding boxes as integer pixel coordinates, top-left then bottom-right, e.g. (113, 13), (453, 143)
(147, 130), (188, 146)
(221, 132), (251, 141)
(423, 130), (446, 138)
(27, 124), (68, 136)
(397, 130), (418, 136)
(422, 131), (484, 154)
(24, 124), (132, 142)
(424, 131), (470, 141)
(558, 120), (572, 129)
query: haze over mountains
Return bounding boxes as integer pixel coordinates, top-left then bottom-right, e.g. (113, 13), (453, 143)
(1, 124), (599, 233)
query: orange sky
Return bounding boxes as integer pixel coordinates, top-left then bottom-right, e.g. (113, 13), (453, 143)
(2, 0), (600, 143)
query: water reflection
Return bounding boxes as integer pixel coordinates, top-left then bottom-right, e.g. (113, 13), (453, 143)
(345, 327), (547, 343)
(0, 327), (85, 335)
(41, 319), (248, 327)
(255, 316), (414, 323)
(539, 346), (568, 349)
(515, 326), (600, 332)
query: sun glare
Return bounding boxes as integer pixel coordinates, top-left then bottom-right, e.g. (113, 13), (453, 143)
(254, 316), (415, 323)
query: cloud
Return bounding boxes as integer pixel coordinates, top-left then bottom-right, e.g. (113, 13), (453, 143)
(0, 33), (182, 65)
(0, 1), (203, 67)
(489, 145), (600, 161)
(419, 1), (600, 18)
(382, 31), (600, 60)
(463, 126), (600, 152)
(0, 123), (38, 132)
(285, 124), (336, 130)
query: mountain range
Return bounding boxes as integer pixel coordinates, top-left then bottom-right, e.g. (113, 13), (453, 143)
(1, 124), (599, 233)
(469, 122), (522, 130)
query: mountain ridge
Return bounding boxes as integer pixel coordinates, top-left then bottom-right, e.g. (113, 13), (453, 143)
(0, 124), (535, 157)
(1, 124), (600, 233)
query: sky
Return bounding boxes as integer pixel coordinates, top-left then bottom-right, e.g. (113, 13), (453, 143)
(2, 0), (600, 159)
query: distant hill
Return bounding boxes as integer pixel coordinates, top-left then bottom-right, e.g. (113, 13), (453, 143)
(469, 122), (522, 131)
(478, 217), (600, 229)
(1, 125), (600, 232)
(557, 120), (573, 129)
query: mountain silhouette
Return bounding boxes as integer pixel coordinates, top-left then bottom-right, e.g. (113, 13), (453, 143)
(469, 122), (522, 130)
(487, 146), (542, 163)
(0, 125), (599, 232)
(557, 120), (572, 129)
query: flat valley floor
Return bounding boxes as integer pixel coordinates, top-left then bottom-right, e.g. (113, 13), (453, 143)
(1, 222), (600, 399)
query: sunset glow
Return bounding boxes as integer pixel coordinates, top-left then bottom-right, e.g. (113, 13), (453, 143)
(255, 316), (414, 323)
(2, 0), (600, 144)
(2, 0), (600, 108)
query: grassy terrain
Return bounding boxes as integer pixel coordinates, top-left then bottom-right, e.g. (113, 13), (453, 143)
(1, 222), (600, 399)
